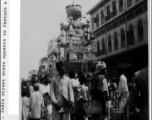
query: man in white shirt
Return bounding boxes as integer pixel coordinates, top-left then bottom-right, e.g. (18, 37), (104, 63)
(30, 83), (43, 120)
(118, 70), (129, 120)
(50, 61), (74, 120)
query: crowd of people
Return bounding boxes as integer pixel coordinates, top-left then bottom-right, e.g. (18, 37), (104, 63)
(21, 60), (149, 120)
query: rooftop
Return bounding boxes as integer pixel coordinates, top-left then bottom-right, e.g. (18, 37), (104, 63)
(87, 0), (109, 15)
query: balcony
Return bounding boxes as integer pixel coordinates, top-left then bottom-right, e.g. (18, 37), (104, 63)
(96, 51), (101, 56)
(95, 49), (106, 57)
(127, 1), (132, 8)
(119, 7), (123, 13)
(105, 14), (111, 21)
(112, 10), (117, 17)
(101, 49), (106, 55)
(101, 19), (104, 24)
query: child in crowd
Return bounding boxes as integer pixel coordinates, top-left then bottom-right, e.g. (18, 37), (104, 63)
(30, 83), (44, 120)
(22, 90), (30, 120)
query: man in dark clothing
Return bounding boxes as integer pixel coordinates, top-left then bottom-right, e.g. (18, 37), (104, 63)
(130, 67), (149, 120)
(88, 61), (109, 120)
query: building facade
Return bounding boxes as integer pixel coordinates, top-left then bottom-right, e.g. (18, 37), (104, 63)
(87, 0), (148, 82)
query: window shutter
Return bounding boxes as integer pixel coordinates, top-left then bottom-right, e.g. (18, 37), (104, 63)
(111, 12), (113, 18)
(109, 12), (111, 19)
(105, 16), (107, 21)
(127, 31), (130, 45)
(94, 18), (97, 23)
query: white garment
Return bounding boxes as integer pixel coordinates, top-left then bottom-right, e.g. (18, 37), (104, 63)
(71, 78), (80, 101)
(118, 74), (128, 96)
(50, 75), (74, 120)
(71, 79), (80, 88)
(39, 83), (52, 115)
(22, 97), (30, 120)
(118, 74), (129, 112)
(39, 83), (48, 94)
(30, 91), (43, 119)
(46, 84), (52, 115)
(47, 84), (51, 95)
(79, 85), (88, 101)
(29, 85), (34, 95)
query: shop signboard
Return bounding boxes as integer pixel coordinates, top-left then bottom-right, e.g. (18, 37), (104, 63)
(73, 45), (88, 53)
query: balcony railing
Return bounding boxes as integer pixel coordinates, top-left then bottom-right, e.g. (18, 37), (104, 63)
(121, 40), (126, 48)
(105, 13), (111, 21)
(101, 19), (104, 24)
(112, 10), (117, 17)
(95, 49), (106, 57)
(119, 7), (123, 13)
(96, 51), (101, 56)
(127, 1), (132, 7)
(114, 45), (118, 51)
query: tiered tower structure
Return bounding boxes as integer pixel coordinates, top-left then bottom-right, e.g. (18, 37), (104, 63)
(60, 2), (92, 62)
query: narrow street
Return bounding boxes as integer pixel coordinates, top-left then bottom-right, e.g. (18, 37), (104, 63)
(21, 0), (149, 120)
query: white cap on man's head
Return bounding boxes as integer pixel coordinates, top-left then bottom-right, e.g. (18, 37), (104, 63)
(34, 83), (39, 88)
(94, 61), (106, 74)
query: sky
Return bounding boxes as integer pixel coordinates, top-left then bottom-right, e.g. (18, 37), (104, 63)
(20, 0), (100, 79)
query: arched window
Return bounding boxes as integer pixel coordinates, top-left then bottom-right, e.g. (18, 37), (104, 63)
(102, 38), (105, 54)
(101, 10), (104, 24)
(108, 35), (112, 52)
(121, 29), (125, 48)
(97, 41), (100, 55)
(114, 32), (118, 50)
(96, 14), (99, 28)
(92, 17), (94, 30)
(138, 20), (144, 41)
(129, 25), (135, 45)
(127, 0), (132, 7)
(107, 6), (110, 20)
(113, 1), (117, 16)
(119, 0), (123, 12)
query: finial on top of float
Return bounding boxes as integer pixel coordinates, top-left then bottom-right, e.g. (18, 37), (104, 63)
(72, 0), (74, 4)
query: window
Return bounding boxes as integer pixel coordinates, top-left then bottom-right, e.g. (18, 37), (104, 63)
(97, 41), (100, 55)
(102, 38), (106, 54)
(144, 4), (147, 11)
(112, 1), (117, 16)
(108, 35), (112, 52)
(101, 10), (104, 24)
(119, 0), (123, 12)
(138, 20), (144, 41)
(128, 25), (135, 45)
(92, 18), (94, 30)
(114, 32), (118, 50)
(107, 6), (111, 20)
(96, 14), (99, 28)
(121, 29), (126, 48)
(127, 0), (132, 7)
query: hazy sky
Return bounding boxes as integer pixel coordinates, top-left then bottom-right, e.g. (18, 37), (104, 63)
(20, 0), (100, 79)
